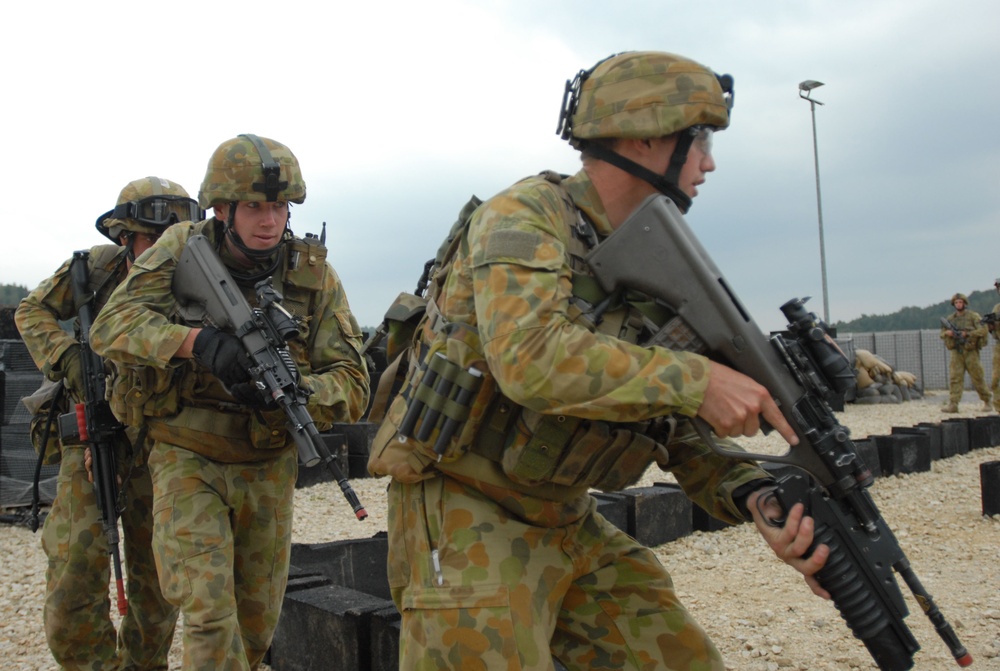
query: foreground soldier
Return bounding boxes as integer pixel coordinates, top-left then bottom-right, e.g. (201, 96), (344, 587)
(370, 51), (829, 670)
(15, 176), (195, 670)
(90, 135), (369, 670)
(940, 292), (990, 413)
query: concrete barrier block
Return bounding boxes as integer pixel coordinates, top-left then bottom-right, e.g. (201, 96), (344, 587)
(619, 484), (693, 547)
(290, 533), (390, 601)
(873, 433), (931, 476)
(270, 583), (390, 671)
(938, 419), (970, 457)
(981, 460), (1000, 517)
(592, 492), (628, 534)
(893, 425), (942, 462)
(369, 605), (402, 671)
(969, 417), (1000, 450)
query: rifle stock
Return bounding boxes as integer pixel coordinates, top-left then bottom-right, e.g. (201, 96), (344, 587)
(173, 235), (367, 521)
(584, 195), (971, 670)
(67, 251), (127, 616)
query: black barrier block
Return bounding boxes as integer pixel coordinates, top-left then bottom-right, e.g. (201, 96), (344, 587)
(270, 583), (389, 671)
(619, 484), (692, 547)
(294, 434), (349, 489)
(691, 504), (735, 533)
(592, 492), (628, 534)
(985, 416), (1000, 447)
(894, 425), (942, 462)
(873, 433), (930, 476)
(981, 461), (1000, 517)
(939, 419), (970, 457)
(285, 564), (332, 593)
(369, 605), (402, 671)
(852, 437), (882, 479)
(290, 533), (390, 601)
(968, 417), (995, 450)
(887, 427), (933, 465)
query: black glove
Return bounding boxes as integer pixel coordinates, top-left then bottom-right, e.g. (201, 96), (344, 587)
(192, 327), (251, 386)
(229, 382), (278, 409)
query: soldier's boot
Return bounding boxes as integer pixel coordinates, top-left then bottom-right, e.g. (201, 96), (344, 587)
(982, 401), (994, 412)
(941, 402), (959, 413)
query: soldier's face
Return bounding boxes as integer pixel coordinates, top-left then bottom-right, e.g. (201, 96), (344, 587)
(217, 201), (289, 251)
(954, 299), (966, 311)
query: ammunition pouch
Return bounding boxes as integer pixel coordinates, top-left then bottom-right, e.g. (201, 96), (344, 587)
(496, 409), (672, 493)
(109, 364), (181, 427)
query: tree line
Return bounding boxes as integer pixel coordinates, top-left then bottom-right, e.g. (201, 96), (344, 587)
(831, 289), (999, 333)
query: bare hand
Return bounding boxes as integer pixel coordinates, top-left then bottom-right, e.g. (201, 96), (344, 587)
(748, 489), (830, 599)
(84, 447), (95, 483)
(698, 362), (798, 445)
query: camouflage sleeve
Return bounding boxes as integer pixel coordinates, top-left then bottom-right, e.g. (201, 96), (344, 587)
(14, 257), (78, 377)
(469, 186), (710, 422)
(663, 420), (771, 524)
(90, 225), (193, 367)
(298, 263), (370, 425)
(968, 312), (988, 340)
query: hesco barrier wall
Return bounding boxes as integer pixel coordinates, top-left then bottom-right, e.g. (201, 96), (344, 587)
(835, 329), (994, 392)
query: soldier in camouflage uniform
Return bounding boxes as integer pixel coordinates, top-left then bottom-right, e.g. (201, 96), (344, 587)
(989, 279), (1000, 413)
(939, 292), (991, 413)
(15, 176), (199, 670)
(369, 52), (830, 671)
(90, 135), (369, 671)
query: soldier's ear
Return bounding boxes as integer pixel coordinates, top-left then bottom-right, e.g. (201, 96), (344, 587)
(213, 203), (230, 221)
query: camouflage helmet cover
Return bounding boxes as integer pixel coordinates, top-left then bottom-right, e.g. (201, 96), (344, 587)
(952, 292), (969, 305)
(558, 51), (732, 145)
(198, 134), (306, 209)
(96, 176), (194, 242)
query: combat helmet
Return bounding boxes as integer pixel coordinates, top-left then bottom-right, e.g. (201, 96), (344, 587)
(198, 134), (306, 209)
(555, 51), (733, 213)
(952, 293), (969, 306)
(96, 176), (201, 244)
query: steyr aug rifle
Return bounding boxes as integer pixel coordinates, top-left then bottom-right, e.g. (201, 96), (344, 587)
(172, 234), (367, 521)
(584, 195), (972, 671)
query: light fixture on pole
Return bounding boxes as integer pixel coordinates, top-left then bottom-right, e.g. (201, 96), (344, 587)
(799, 79), (830, 324)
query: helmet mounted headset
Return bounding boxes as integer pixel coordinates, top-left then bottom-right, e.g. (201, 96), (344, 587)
(555, 51), (734, 214)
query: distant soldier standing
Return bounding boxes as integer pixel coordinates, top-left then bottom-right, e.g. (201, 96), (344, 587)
(940, 292), (990, 412)
(988, 279), (1000, 413)
(15, 176), (196, 670)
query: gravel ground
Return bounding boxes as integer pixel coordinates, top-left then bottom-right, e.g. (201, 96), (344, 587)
(3, 389), (999, 670)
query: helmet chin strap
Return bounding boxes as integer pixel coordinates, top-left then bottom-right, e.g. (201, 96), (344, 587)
(584, 134), (696, 214)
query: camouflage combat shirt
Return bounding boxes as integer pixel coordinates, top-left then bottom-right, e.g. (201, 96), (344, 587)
(433, 169), (770, 526)
(90, 218), (369, 462)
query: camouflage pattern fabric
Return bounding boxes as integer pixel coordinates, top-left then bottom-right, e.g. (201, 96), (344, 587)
(15, 245), (178, 670)
(388, 475), (725, 671)
(148, 443), (296, 670)
(940, 309), (991, 406)
(992, 302), (1000, 412)
(385, 169), (772, 668)
(89, 216), (368, 668)
(90, 218), (369, 462)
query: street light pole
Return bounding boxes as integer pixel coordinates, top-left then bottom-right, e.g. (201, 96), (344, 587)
(799, 79), (830, 324)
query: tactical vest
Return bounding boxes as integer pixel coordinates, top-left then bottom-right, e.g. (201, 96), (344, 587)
(370, 174), (674, 496)
(111, 220), (329, 463)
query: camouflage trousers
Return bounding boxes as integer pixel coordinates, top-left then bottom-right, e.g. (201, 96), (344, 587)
(147, 442), (296, 671)
(948, 349), (991, 405)
(387, 475), (724, 671)
(41, 445), (178, 671)
(992, 343), (1000, 410)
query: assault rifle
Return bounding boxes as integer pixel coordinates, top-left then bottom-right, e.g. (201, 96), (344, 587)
(979, 312), (998, 330)
(585, 195), (972, 671)
(172, 235), (367, 521)
(940, 317), (969, 349)
(64, 250), (128, 615)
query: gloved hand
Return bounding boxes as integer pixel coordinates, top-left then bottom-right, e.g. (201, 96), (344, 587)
(229, 382), (278, 409)
(192, 327), (251, 386)
(57, 345), (85, 397)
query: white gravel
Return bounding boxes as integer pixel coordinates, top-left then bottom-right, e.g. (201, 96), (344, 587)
(3, 390), (999, 670)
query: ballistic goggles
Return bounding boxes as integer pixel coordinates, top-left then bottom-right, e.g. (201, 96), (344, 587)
(105, 195), (204, 228)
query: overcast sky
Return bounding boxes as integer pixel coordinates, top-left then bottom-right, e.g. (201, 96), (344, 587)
(5, 0), (999, 333)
